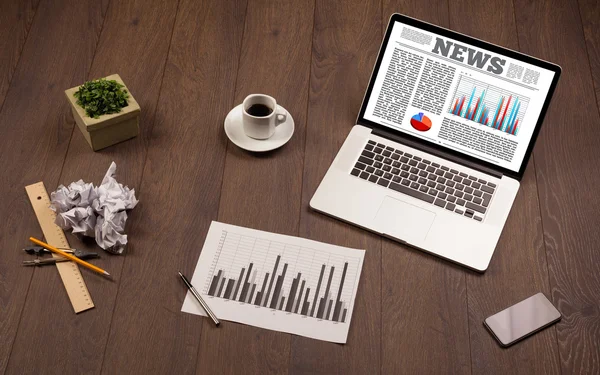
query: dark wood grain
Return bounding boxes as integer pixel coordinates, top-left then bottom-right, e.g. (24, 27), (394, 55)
(4, 1), (180, 374)
(0, 0), (39, 110)
(99, 0), (246, 373)
(514, 0), (600, 373)
(379, 3), (471, 374)
(0, 0), (107, 373)
(1, 0), (599, 373)
(291, 1), (382, 374)
(0, 0), (40, 369)
(465, 162), (561, 375)
(196, 1), (314, 373)
(447, 1), (561, 373)
(578, 0), (600, 111)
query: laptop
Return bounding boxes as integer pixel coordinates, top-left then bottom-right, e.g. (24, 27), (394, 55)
(310, 14), (561, 271)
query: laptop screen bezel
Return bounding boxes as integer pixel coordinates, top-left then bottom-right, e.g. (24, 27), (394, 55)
(356, 13), (561, 181)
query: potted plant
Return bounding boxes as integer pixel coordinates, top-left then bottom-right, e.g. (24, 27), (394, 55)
(65, 74), (140, 151)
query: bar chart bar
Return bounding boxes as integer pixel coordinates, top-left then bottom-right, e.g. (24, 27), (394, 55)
(216, 275), (226, 298)
(326, 298), (333, 320)
(491, 97), (503, 128)
(316, 300), (325, 318)
(333, 262), (348, 321)
(232, 268), (245, 301)
(270, 275), (282, 308)
(245, 271), (256, 303)
(224, 279), (234, 299)
(341, 308), (347, 323)
(263, 255), (281, 307)
(208, 270), (222, 296)
(317, 266), (335, 319)
(213, 271), (225, 297)
(323, 294), (331, 320)
(497, 96), (511, 129)
(464, 87), (475, 118)
(285, 273), (301, 312)
(239, 263), (253, 302)
(301, 288), (311, 315)
(254, 292), (261, 305)
(255, 273), (269, 306)
(294, 280), (305, 314)
(270, 263), (288, 309)
(311, 264), (326, 317)
(248, 284), (256, 305)
(339, 302), (346, 322)
(457, 97), (465, 116)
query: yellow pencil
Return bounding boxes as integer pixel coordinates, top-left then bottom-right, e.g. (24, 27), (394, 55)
(29, 237), (110, 277)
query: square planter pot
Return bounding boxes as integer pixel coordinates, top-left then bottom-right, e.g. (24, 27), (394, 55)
(65, 74), (140, 151)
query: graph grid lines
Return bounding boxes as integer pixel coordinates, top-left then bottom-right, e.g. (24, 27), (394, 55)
(448, 75), (529, 135)
(202, 230), (361, 323)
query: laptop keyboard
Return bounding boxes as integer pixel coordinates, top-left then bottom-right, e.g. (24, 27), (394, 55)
(351, 140), (497, 222)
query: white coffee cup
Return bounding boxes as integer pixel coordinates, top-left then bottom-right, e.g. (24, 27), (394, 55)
(242, 94), (287, 139)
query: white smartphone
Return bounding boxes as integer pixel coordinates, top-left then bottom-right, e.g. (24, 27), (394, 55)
(484, 292), (561, 347)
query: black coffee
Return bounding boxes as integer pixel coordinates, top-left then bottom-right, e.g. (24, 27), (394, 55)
(247, 104), (273, 117)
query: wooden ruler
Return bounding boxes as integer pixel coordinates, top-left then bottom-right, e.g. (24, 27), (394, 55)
(25, 181), (94, 313)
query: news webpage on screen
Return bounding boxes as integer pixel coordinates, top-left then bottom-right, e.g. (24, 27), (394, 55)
(364, 21), (555, 173)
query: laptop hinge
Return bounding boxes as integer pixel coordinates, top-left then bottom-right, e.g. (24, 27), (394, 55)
(371, 127), (503, 179)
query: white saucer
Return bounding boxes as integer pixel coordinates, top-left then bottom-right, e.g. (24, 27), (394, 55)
(224, 104), (294, 152)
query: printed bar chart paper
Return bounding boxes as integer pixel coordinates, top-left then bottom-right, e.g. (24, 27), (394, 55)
(182, 221), (365, 343)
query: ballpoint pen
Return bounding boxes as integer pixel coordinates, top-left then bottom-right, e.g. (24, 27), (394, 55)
(178, 271), (220, 326)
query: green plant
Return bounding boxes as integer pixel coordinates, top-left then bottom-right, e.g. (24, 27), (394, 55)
(74, 78), (129, 119)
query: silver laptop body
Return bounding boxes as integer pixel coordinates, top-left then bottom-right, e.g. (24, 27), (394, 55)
(310, 14), (561, 271)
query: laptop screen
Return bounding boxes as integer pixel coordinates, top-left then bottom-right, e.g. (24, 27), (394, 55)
(361, 17), (558, 174)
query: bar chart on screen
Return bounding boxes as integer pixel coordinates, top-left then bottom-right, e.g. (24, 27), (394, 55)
(181, 221), (365, 343)
(448, 75), (530, 135)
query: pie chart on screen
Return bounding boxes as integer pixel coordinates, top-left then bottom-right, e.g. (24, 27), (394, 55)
(410, 112), (432, 132)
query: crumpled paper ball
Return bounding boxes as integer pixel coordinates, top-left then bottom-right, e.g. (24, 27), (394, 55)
(50, 162), (138, 254)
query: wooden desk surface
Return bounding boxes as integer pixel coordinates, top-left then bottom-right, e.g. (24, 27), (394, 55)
(1, 0), (599, 374)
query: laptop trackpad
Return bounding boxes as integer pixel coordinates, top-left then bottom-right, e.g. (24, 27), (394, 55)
(373, 196), (436, 243)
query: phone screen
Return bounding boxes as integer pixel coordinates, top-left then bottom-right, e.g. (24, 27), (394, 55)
(484, 293), (561, 347)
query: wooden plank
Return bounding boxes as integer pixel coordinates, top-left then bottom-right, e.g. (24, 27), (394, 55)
(216, 0), (314, 236)
(290, 1), (382, 374)
(466, 164), (561, 374)
(0, 0), (107, 373)
(0, 2), (40, 365)
(4, 0), (180, 374)
(378, 3), (471, 374)
(195, 1), (314, 373)
(0, 0), (39, 110)
(447, 1), (561, 373)
(514, 0), (600, 373)
(98, 0), (247, 373)
(578, 0), (600, 111)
